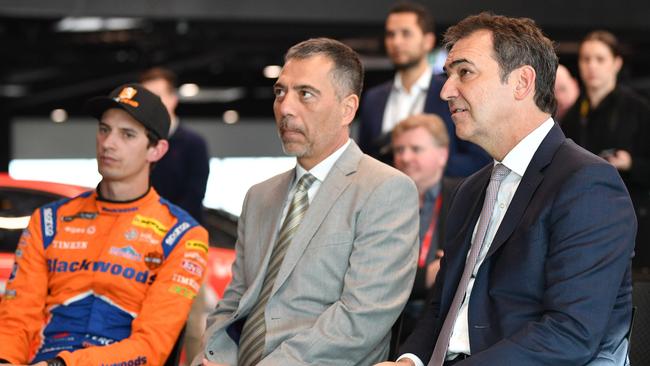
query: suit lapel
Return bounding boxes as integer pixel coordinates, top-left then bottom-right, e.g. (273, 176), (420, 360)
(270, 142), (361, 296)
(487, 124), (565, 256)
(239, 170), (294, 310)
(440, 166), (490, 307)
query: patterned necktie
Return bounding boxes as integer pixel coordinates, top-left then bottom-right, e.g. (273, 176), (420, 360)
(429, 164), (510, 366)
(238, 173), (317, 366)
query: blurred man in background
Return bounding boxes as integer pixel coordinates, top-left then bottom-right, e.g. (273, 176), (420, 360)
(391, 113), (459, 343)
(359, 1), (489, 175)
(140, 67), (210, 224)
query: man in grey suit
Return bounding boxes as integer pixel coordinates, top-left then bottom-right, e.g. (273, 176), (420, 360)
(198, 38), (420, 366)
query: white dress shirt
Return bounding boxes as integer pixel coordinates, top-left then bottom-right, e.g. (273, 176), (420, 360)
(400, 119), (555, 366)
(279, 139), (351, 226)
(381, 67), (433, 134)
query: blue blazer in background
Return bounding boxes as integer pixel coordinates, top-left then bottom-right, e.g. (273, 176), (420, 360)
(357, 74), (490, 177)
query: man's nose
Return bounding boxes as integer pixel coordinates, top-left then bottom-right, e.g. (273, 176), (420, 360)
(440, 78), (457, 101)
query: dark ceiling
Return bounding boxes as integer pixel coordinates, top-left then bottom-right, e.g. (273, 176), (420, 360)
(2, 0), (650, 120)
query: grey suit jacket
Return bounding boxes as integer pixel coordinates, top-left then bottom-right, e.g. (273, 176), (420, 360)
(199, 141), (419, 365)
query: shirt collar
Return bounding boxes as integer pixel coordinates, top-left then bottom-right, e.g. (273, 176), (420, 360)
(295, 139), (351, 184)
(94, 186), (159, 215)
(499, 118), (554, 177)
(392, 66), (433, 93)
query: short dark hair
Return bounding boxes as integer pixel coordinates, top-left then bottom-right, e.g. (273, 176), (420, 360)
(145, 128), (161, 148)
(284, 37), (364, 99)
(388, 2), (435, 34)
(139, 67), (177, 92)
(581, 30), (621, 58)
(443, 12), (558, 114)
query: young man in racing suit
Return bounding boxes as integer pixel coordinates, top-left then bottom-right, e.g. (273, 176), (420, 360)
(0, 83), (209, 366)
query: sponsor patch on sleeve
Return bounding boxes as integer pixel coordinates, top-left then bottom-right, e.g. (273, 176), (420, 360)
(185, 240), (208, 254)
(168, 284), (197, 299)
(181, 259), (204, 277)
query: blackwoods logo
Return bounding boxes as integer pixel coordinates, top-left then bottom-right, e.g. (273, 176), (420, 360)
(101, 356), (147, 366)
(47, 259), (155, 284)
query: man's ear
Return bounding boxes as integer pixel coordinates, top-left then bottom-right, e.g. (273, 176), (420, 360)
(614, 56), (623, 74)
(147, 139), (169, 163)
(513, 65), (536, 101)
(341, 94), (360, 127)
(424, 32), (435, 52)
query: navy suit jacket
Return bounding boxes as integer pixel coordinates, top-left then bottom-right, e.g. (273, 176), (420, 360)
(358, 74), (490, 177)
(401, 124), (636, 365)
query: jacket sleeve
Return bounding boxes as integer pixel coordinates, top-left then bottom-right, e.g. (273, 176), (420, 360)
(258, 174), (420, 365)
(195, 190), (252, 365)
(57, 225), (209, 366)
(0, 210), (49, 364)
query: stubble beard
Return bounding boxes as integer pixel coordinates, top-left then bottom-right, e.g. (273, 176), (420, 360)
(278, 117), (310, 158)
(392, 51), (426, 72)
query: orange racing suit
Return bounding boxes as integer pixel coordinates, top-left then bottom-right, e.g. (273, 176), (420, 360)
(0, 188), (208, 365)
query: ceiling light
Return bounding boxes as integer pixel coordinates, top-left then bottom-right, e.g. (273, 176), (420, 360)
(50, 109), (68, 123)
(55, 17), (142, 33)
(179, 83), (200, 97)
(223, 110), (239, 124)
(263, 65), (282, 79)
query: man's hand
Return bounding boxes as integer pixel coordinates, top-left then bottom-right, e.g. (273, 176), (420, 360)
(201, 358), (229, 366)
(374, 360), (415, 366)
(604, 149), (632, 171)
(425, 250), (444, 288)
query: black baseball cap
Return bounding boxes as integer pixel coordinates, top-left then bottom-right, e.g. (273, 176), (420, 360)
(86, 83), (171, 139)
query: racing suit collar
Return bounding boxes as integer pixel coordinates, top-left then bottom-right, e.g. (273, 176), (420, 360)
(94, 186), (159, 215)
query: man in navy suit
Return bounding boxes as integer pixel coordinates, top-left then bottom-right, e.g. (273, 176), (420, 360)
(377, 13), (635, 366)
(358, 2), (489, 176)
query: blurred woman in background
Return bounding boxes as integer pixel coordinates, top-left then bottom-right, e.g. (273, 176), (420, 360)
(562, 30), (650, 274)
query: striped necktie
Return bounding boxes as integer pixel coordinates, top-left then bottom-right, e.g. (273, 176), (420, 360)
(238, 173), (317, 366)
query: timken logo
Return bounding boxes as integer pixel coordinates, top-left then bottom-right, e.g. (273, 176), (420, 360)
(52, 240), (88, 250)
(132, 214), (167, 236)
(113, 87), (140, 108)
